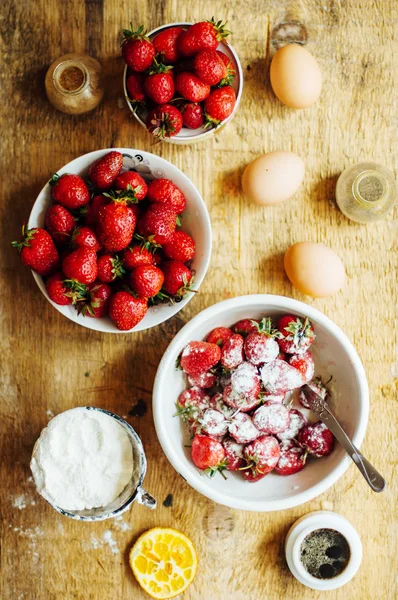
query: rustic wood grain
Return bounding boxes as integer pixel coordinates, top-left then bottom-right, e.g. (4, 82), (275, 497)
(0, 0), (397, 599)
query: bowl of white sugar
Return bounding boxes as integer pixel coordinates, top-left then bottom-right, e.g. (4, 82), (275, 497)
(30, 407), (156, 521)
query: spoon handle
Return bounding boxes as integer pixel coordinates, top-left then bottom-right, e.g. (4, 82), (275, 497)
(320, 405), (386, 493)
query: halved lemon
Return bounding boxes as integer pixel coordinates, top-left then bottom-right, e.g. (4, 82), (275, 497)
(129, 527), (198, 599)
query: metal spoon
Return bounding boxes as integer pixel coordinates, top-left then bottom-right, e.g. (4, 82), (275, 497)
(302, 384), (386, 493)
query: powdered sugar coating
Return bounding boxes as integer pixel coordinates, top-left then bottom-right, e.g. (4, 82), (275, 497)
(228, 413), (260, 444)
(223, 437), (245, 470)
(243, 435), (280, 473)
(223, 384), (261, 412)
(187, 371), (218, 389)
(260, 359), (305, 394)
(252, 402), (291, 434)
(177, 386), (210, 422)
(208, 392), (235, 418)
(195, 408), (228, 441)
(220, 334), (244, 369)
(262, 392), (286, 404)
(244, 333), (279, 365)
(298, 421), (334, 457)
(277, 408), (307, 441)
(274, 440), (306, 475)
(231, 362), (260, 395)
(288, 351), (315, 383)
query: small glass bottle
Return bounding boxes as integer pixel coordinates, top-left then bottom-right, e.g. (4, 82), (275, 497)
(45, 53), (104, 115)
(335, 162), (396, 223)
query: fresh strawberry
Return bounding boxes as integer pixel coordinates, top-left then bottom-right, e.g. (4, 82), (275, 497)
(45, 272), (86, 306)
(153, 26), (184, 63)
(144, 62), (175, 104)
(78, 282), (112, 318)
(260, 359), (306, 394)
(12, 226), (60, 276)
(298, 422), (334, 458)
(178, 19), (230, 57)
(244, 318), (280, 365)
(220, 334), (244, 369)
(216, 50), (236, 84)
(126, 72), (146, 106)
(137, 204), (177, 245)
(288, 351), (315, 383)
(129, 264), (164, 298)
(181, 102), (204, 129)
(252, 402), (291, 435)
(62, 247), (98, 284)
(147, 178), (186, 213)
(108, 291), (147, 330)
(162, 260), (193, 296)
(232, 318), (259, 337)
(146, 104), (183, 139)
(206, 326), (233, 346)
(191, 434), (227, 478)
(97, 254), (125, 282)
(114, 171), (148, 200)
(222, 437), (245, 471)
(175, 72), (210, 102)
(299, 377), (329, 409)
(242, 435), (280, 481)
(277, 409), (307, 441)
(123, 245), (154, 270)
(180, 341), (221, 376)
(122, 24), (156, 72)
(223, 383), (260, 413)
(88, 151), (124, 191)
(84, 195), (108, 227)
(71, 226), (101, 252)
(176, 387), (210, 422)
(274, 440), (307, 476)
(162, 231), (195, 262)
(209, 392), (235, 418)
(194, 48), (227, 85)
(192, 408), (228, 442)
(276, 315), (315, 354)
(230, 362), (260, 396)
(204, 86), (236, 125)
(228, 413), (260, 444)
(96, 200), (137, 252)
(49, 173), (90, 209)
(45, 204), (75, 245)
(187, 371), (218, 389)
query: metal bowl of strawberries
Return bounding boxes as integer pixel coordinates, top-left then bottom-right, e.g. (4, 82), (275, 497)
(16, 149), (211, 333)
(122, 20), (243, 144)
(153, 295), (369, 511)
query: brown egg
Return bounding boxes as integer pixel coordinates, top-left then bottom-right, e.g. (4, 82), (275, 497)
(284, 242), (345, 297)
(270, 44), (322, 109)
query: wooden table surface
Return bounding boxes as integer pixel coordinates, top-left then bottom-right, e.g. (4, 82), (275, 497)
(1, 1), (397, 599)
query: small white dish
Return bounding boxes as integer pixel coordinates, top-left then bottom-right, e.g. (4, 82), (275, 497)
(285, 511), (362, 590)
(28, 148), (212, 333)
(123, 22), (243, 145)
(153, 294), (369, 511)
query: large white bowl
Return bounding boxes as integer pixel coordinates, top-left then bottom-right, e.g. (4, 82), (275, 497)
(153, 295), (369, 511)
(28, 148), (212, 333)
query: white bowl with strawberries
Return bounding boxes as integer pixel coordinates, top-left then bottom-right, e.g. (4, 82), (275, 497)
(153, 295), (369, 511)
(14, 149), (211, 333)
(122, 19), (243, 144)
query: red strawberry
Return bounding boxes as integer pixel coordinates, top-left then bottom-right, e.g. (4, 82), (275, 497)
(298, 422), (334, 458)
(192, 408), (228, 442)
(187, 371), (218, 389)
(129, 264), (164, 298)
(122, 24), (156, 72)
(277, 409), (307, 441)
(62, 247), (98, 284)
(242, 435), (280, 481)
(244, 318), (280, 365)
(162, 260), (193, 296)
(49, 173), (90, 209)
(274, 440), (307, 476)
(126, 72), (146, 106)
(220, 334), (244, 369)
(288, 351), (315, 383)
(162, 231), (195, 262)
(114, 171), (148, 200)
(208, 392), (235, 419)
(194, 48), (227, 85)
(178, 19), (230, 57)
(223, 384), (260, 413)
(230, 362), (260, 397)
(97, 254), (125, 282)
(205, 86), (236, 125)
(45, 272), (85, 306)
(176, 387), (210, 422)
(222, 437), (245, 471)
(228, 413), (259, 444)
(153, 26), (184, 63)
(180, 341), (221, 376)
(216, 50), (236, 84)
(277, 315), (315, 354)
(181, 102), (204, 129)
(137, 204), (177, 245)
(88, 151), (124, 191)
(123, 245), (154, 270)
(71, 226), (101, 252)
(108, 291), (148, 330)
(12, 226), (59, 276)
(144, 62), (175, 104)
(45, 204), (75, 245)
(146, 104), (183, 139)
(96, 201), (137, 252)
(147, 178), (186, 213)
(84, 195), (108, 227)
(252, 402), (291, 435)
(206, 326), (233, 346)
(232, 318), (259, 337)
(175, 72), (210, 102)
(299, 377), (329, 409)
(260, 359), (306, 394)
(191, 434), (227, 477)
(79, 282), (112, 318)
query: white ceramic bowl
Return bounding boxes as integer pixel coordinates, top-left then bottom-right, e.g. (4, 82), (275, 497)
(153, 294), (369, 511)
(28, 148), (212, 333)
(123, 22), (243, 145)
